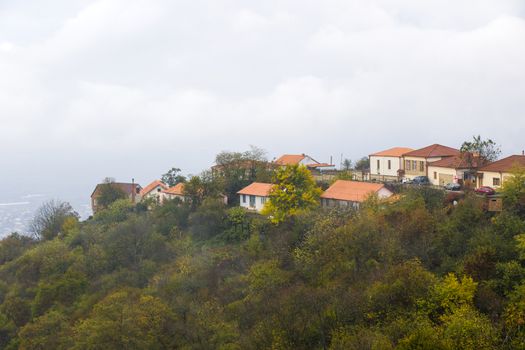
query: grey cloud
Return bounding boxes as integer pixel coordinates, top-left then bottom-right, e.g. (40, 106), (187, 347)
(0, 0), (524, 197)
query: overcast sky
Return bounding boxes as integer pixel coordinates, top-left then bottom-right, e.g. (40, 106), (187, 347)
(1, 0), (525, 197)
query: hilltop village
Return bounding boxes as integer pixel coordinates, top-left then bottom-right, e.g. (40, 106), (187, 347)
(91, 142), (525, 214)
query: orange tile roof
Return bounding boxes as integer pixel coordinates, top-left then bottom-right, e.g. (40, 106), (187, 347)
(321, 180), (387, 203)
(162, 182), (185, 196)
(403, 144), (460, 158)
(237, 182), (273, 197)
(479, 155), (525, 173)
(275, 154), (306, 165)
(140, 180), (168, 196)
(429, 154), (480, 169)
(370, 147), (414, 157)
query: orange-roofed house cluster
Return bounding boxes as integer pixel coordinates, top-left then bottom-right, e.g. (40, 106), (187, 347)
(91, 146), (525, 214)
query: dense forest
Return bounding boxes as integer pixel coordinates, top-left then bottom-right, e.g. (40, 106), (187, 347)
(1, 152), (525, 349)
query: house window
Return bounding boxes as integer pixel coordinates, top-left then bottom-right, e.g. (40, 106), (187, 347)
(434, 172), (437, 180)
(249, 195), (256, 207)
(412, 161), (417, 171)
(493, 178), (501, 186)
(419, 161), (425, 172)
(261, 197), (267, 204)
(242, 195), (247, 203)
(388, 160), (391, 170)
(377, 159), (380, 170)
(405, 160), (410, 170)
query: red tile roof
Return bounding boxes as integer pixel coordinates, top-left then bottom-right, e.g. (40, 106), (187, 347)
(162, 183), (185, 196)
(428, 154), (480, 169)
(403, 144), (460, 158)
(478, 155), (525, 173)
(140, 180), (168, 196)
(274, 154), (306, 165)
(237, 182), (273, 197)
(321, 180), (389, 203)
(370, 147), (414, 157)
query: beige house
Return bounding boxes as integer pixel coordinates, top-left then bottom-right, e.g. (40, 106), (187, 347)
(477, 155), (525, 188)
(427, 155), (479, 186)
(369, 147), (413, 181)
(320, 180), (393, 208)
(402, 144), (460, 180)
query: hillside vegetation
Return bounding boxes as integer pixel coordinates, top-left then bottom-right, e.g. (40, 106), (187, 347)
(1, 167), (525, 349)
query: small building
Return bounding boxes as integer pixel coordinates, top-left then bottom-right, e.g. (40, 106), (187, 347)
(427, 155), (479, 186)
(321, 180), (393, 208)
(91, 181), (142, 214)
(237, 182), (273, 212)
(162, 182), (186, 202)
(274, 154), (335, 171)
(476, 155), (525, 188)
(369, 147), (414, 181)
(402, 144), (460, 180)
(140, 180), (168, 204)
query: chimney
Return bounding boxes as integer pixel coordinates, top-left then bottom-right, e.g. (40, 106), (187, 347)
(131, 178), (136, 203)
(522, 150), (524, 156)
(330, 155), (333, 165)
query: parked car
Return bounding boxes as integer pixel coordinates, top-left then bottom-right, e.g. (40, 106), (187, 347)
(412, 176), (430, 185)
(401, 178), (412, 184)
(475, 186), (496, 196)
(444, 183), (461, 191)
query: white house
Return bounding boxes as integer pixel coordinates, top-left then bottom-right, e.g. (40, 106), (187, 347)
(477, 155), (525, 188)
(237, 182), (273, 212)
(320, 180), (393, 208)
(369, 147), (413, 181)
(161, 182), (186, 202)
(140, 180), (169, 203)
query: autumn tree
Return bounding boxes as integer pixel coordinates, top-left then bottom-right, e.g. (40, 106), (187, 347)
(262, 164), (322, 223)
(29, 200), (79, 240)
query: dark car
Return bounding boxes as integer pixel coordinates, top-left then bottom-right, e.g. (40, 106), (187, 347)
(444, 183), (461, 191)
(412, 176), (430, 185)
(475, 186), (496, 196)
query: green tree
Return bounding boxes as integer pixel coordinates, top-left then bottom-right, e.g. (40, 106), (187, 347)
(342, 158), (352, 171)
(214, 146), (272, 205)
(73, 289), (177, 349)
(161, 167), (186, 187)
(29, 200), (79, 240)
(262, 165), (322, 223)
(18, 310), (72, 350)
(96, 179), (128, 209)
(354, 157), (370, 171)
(501, 165), (525, 215)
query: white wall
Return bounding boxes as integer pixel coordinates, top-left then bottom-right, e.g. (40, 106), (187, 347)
(143, 185), (165, 203)
(370, 156), (401, 177)
(239, 194), (268, 212)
